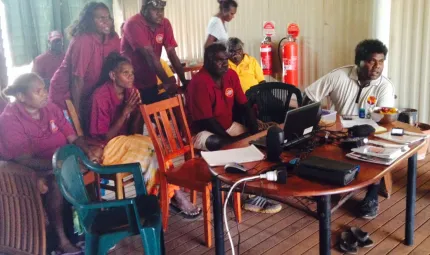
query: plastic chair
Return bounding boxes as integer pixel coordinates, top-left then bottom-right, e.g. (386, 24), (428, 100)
(245, 82), (303, 123)
(140, 95), (241, 247)
(52, 145), (163, 255)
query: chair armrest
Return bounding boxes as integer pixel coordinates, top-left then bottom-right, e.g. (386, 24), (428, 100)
(79, 198), (135, 210)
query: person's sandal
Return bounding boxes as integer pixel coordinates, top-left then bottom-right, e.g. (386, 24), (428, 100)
(350, 227), (374, 248)
(339, 231), (358, 254)
(170, 202), (202, 220)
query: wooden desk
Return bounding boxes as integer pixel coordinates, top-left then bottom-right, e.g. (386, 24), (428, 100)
(209, 121), (425, 255)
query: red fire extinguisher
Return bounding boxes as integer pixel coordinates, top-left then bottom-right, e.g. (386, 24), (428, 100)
(278, 24), (300, 86)
(260, 36), (272, 75)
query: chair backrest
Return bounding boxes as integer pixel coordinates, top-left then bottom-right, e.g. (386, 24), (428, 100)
(245, 82), (303, 123)
(140, 95), (194, 171)
(65, 99), (83, 136)
(52, 145), (93, 225)
(0, 161), (46, 255)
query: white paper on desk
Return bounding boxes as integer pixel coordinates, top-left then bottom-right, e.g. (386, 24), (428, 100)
(340, 118), (380, 129)
(201, 145), (265, 167)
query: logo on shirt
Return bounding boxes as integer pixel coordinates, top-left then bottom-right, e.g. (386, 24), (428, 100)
(50, 120), (59, 133)
(225, 88), (234, 98)
(156, 34), (164, 44)
(367, 96), (377, 105)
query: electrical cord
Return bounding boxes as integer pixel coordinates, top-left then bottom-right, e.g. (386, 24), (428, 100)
(224, 171), (279, 255)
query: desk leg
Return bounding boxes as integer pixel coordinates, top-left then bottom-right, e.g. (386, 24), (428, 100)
(405, 153), (417, 245)
(318, 195), (331, 255)
(212, 177), (224, 255)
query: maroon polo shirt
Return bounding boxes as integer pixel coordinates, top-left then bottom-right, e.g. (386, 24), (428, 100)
(0, 102), (75, 160)
(49, 33), (120, 109)
(121, 14), (178, 90)
(186, 68), (248, 130)
(89, 81), (132, 139)
(32, 51), (65, 84)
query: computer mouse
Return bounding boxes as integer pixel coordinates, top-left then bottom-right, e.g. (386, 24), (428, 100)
(224, 162), (247, 174)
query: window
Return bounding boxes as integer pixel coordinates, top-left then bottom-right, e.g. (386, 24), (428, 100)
(0, 1), (33, 86)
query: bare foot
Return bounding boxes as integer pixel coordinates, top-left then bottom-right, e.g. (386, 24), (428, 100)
(58, 241), (81, 254)
(171, 190), (201, 216)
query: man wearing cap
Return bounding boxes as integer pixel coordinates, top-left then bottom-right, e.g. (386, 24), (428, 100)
(121, 0), (189, 104)
(32, 31), (65, 87)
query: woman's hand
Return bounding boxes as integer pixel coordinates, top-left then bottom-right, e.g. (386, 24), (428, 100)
(123, 89), (141, 116)
(87, 145), (104, 163)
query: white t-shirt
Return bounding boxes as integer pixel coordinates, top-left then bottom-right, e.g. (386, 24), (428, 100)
(206, 17), (228, 44)
(305, 65), (395, 115)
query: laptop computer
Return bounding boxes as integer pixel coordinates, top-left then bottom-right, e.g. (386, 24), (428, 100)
(250, 102), (322, 148)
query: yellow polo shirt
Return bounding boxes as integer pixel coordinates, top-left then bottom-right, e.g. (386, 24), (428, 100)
(157, 59), (175, 94)
(228, 54), (265, 93)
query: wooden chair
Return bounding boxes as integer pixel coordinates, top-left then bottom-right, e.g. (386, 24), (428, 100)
(175, 64), (201, 86)
(140, 95), (241, 247)
(0, 161), (46, 255)
(65, 100), (103, 199)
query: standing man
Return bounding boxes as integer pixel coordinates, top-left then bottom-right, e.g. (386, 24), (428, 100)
(121, 0), (188, 104)
(227, 37), (265, 93)
(32, 31), (65, 88)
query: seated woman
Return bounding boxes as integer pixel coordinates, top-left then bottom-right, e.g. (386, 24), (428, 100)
(0, 73), (102, 254)
(88, 52), (201, 219)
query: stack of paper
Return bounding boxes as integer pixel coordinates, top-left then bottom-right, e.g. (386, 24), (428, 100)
(201, 145), (265, 167)
(351, 145), (403, 159)
(374, 132), (426, 145)
(346, 152), (398, 165)
(346, 140), (410, 165)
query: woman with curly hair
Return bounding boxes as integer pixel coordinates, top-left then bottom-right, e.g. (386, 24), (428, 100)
(49, 2), (120, 119)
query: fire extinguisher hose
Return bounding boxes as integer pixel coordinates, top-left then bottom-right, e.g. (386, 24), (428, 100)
(277, 37), (288, 66)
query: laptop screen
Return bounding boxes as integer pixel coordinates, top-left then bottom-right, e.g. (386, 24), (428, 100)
(282, 102), (322, 143)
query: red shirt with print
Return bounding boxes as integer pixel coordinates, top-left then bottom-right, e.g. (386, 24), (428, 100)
(49, 33), (120, 109)
(186, 68), (247, 131)
(88, 81), (132, 139)
(0, 102), (75, 160)
(121, 14), (178, 90)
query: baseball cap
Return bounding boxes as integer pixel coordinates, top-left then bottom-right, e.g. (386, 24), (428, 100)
(145, 0), (167, 8)
(48, 31), (63, 42)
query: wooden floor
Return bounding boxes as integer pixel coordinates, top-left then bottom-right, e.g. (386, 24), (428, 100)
(107, 154), (430, 255)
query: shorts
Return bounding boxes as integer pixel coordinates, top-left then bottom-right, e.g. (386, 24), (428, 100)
(192, 122), (247, 150)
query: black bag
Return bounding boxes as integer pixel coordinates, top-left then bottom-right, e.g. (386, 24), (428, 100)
(297, 156), (360, 186)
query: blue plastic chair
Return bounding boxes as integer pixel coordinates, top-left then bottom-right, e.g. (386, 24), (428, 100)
(52, 145), (164, 255)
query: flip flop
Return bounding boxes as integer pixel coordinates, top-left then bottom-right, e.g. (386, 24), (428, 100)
(170, 202), (202, 220)
(350, 227), (374, 248)
(339, 231), (358, 254)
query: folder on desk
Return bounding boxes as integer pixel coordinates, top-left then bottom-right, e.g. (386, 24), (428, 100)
(297, 156), (360, 186)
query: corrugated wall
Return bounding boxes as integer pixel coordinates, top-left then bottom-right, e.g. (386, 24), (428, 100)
(389, 0), (430, 123)
(115, 0), (373, 91)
